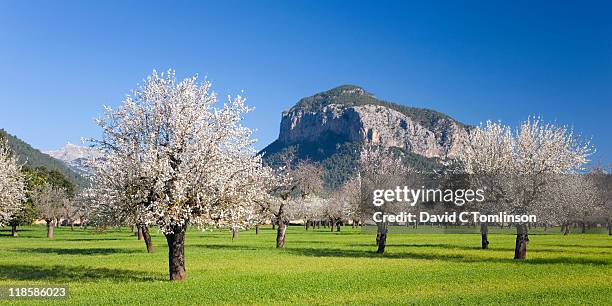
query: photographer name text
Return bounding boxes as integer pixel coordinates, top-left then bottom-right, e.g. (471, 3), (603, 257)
(372, 211), (537, 223)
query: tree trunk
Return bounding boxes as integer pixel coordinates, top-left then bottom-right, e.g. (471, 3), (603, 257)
(376, 223), (388, 254)
(581, 222), (586, 233)
(276, 222), (287, 248)
(514, 224), (529, 259)
(141, 225), (154, 253)
(305, 219), (309, 230)
(46, 220), (54, 239)
(137, 226), (144, 240)
(255, 224), (260, 235)
(563, 223), (570, 235)
(272, 223), (276, 230)
(330, 220), (335, 232)
(608, 219), (612, 236)
(480, 223), (489, 249)
(231, 227), (238, 241)
(11, 224), (18, 237)
(165, 225), (187, 281)
(336, 221), (341, 232)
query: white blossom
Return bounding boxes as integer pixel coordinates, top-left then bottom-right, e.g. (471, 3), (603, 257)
(88, 69), (266, 234)
(0, 139), (25, 227)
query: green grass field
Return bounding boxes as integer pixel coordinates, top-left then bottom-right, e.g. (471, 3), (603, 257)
(0, 225), (610, 305)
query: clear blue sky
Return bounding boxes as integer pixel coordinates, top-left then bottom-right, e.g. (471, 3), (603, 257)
(1, 1), (611, 163)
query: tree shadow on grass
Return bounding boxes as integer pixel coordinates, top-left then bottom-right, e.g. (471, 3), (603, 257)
(287, 247), (610, 266)
(0, 264), (161, 282)
(288, 240), (329, 245)
(544, 244), (612, 249)
(349, 242), (612, 256)
(62, 238), (124, 242)
(191, 244), (262, 251)
(14, 247), (142, 255)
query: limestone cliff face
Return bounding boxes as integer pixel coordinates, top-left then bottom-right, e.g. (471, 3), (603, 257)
(275, 85), (469, 159)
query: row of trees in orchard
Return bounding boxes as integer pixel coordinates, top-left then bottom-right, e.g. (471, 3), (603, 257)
(75, 70), (612, 279)
(0, 134), (80, 239)
(459, 119), (604, 259)
(3, 69), (608, 282)
(351, 118), (608, 259)
(82, 70), (385, 280)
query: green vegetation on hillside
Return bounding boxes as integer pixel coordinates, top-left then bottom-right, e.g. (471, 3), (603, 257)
(0, 129), (85, 187)
(290, 85), (469, 130)
(263, 136), (444, 189)
(0, 226), (610, 305)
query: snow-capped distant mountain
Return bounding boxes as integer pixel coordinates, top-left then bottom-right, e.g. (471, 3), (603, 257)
(45, 143), (101, 174)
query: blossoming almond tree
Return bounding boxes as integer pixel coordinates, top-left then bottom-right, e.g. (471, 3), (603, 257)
(543, 173), (599, 235)
(591, 167), (612, 235)
(255, 160), (324, 248)
(87, 153), (157, 252)
(90, 70), (265, 281)
(460, 117), (593, 259)
(0, 139), (25, 228)
(338, 176), (364, 227)
(359, 145), (410, 253)
(459, 120), (514, 249)
(510, 117), (592, 259)
(33, 183), (67, 239)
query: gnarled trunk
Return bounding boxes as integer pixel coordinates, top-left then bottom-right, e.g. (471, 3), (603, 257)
(11, 224), (18, 237)
(140, 225), (154, 253)
(137, 226), (144, 240)
(165, 225), (187, 281)
(276, 222), (287, 248)
(376, 223), (388, 254)
(336, 221), (341, 232)
(480, 223), (489, 249)
(514, 224), (529, 259)
(46, 220), (54, 239)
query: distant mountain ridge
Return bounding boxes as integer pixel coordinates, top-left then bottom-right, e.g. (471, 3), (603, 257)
(261, 85), (471, 188)
(45, 143), (101, 175)
(0, 129), (86, 186)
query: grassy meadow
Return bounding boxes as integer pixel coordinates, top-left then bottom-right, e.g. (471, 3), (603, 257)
(0, 225), (610, 305)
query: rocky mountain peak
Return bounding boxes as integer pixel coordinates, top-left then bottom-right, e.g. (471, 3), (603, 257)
(288, 85), (377, 114)
(46, 143), (100, 163)
(45, 143), (101, 174)
(267, 85), (470, 160)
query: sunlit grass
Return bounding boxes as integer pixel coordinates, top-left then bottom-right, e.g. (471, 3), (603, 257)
(0, 225), (610, 305)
